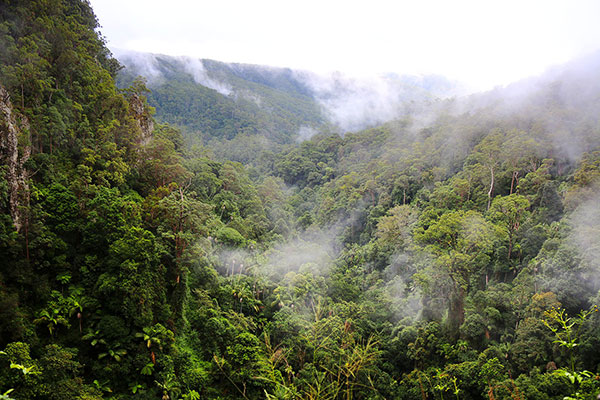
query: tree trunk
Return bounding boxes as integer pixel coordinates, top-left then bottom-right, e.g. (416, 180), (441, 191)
(487, 166), (495, 211)
(448, 286), (465, 337)
(510, 170), (519, 195)
(25, 215), (29, 262)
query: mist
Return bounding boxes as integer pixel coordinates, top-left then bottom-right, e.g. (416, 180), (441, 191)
(293, 70), (464, 132)
(114, 48), (471, 135)
(569, 191), (600, 289)
(261, 223), (346, 279)
(114, 48), (600, 150)
(114, 49), (233, 96)
(295, 126), (318, 142)
(113, 48), (164, 83)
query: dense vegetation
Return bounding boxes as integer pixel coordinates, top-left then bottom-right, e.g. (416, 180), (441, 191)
(1, 1), (600, 399)
(115, 53), (331, 164)
(115, 52), (461, 166)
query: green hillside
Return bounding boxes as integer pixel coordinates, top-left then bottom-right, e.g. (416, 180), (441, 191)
(115, 51), (463, 164)
(116, 53), (329, 154)
(1, 1), (600, 399)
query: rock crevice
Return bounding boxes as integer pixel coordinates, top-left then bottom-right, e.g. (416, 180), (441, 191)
(0, 86), (31, 232)
(129, 93), (154, 145)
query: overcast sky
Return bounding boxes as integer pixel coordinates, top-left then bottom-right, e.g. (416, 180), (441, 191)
(89, 0), (600, 90)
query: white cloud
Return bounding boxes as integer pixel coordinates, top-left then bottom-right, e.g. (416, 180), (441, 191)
(91, 0), (600, 90)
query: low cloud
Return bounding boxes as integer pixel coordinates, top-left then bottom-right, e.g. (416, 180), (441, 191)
(262, 225), (340, 279)
(179, 56), (232, 96)
(296, 126), (318, 142)
(569, 192), (600, 280)
(115, 49), (232, 96)
(294, 70), (464, 132)
(113, 48), (164, 84)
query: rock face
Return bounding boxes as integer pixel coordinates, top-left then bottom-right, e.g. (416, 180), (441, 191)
(129, 93), (154, 145)
(0, 86), (31, 232)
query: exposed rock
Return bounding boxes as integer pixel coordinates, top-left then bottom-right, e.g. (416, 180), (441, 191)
(0, 86), (31, 232)
(129, 93), (154, 145)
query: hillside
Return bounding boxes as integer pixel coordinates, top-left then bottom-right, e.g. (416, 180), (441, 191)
(1, 1), (600, 400)
(116, 52), (328, 143)
(115, 50), (463, 163)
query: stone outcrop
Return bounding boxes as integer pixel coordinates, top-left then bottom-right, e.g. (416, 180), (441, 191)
(0, 86), (31, 232)
(129, 93), (154, 145)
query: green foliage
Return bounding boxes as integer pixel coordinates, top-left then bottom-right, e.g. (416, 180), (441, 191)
(2, 1), (600, 399)
(216, 226), (246, 247)
(543, 306), (600, 399)
(117, 55), (328, 152)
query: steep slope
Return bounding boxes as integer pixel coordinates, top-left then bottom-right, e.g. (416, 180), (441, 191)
(0, 2), (280, 398)
(244, 49), (600, 399)
(115, 50), (464, 142)
(3, 1), (600, 399)
(115, 52), (328, 144)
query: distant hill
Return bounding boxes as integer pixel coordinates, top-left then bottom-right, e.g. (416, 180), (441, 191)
(115, 50), (464, 143)
(115, 51), (328, 146)
(452, 49), (600, 160)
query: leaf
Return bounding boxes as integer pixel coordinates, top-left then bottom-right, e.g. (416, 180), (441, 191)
(141, 362), (154, 375)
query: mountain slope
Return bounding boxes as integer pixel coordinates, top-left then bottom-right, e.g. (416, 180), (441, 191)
(115, 52), (329, 144)
(115, 50), (464, 141)
(4, 1), (600, 399)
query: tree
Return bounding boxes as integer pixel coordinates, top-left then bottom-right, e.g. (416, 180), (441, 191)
(470, 130), (505, 210)
(501, 129), (543, 195)
(416, 210), (496, 335)
(488, 194), (530, 266)
(375, 204), (419, 250)
(543, 306), (600, 399)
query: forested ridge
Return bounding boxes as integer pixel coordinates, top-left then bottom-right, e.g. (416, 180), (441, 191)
(2, 1), (600, 399)
(115, 50), (460, 165)
(115, 52), (332, 164)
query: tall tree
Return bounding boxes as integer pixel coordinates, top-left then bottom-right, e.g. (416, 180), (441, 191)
(416, 210), (496, 335)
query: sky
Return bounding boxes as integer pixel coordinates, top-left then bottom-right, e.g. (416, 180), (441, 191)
(89, 0), (600, 90)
